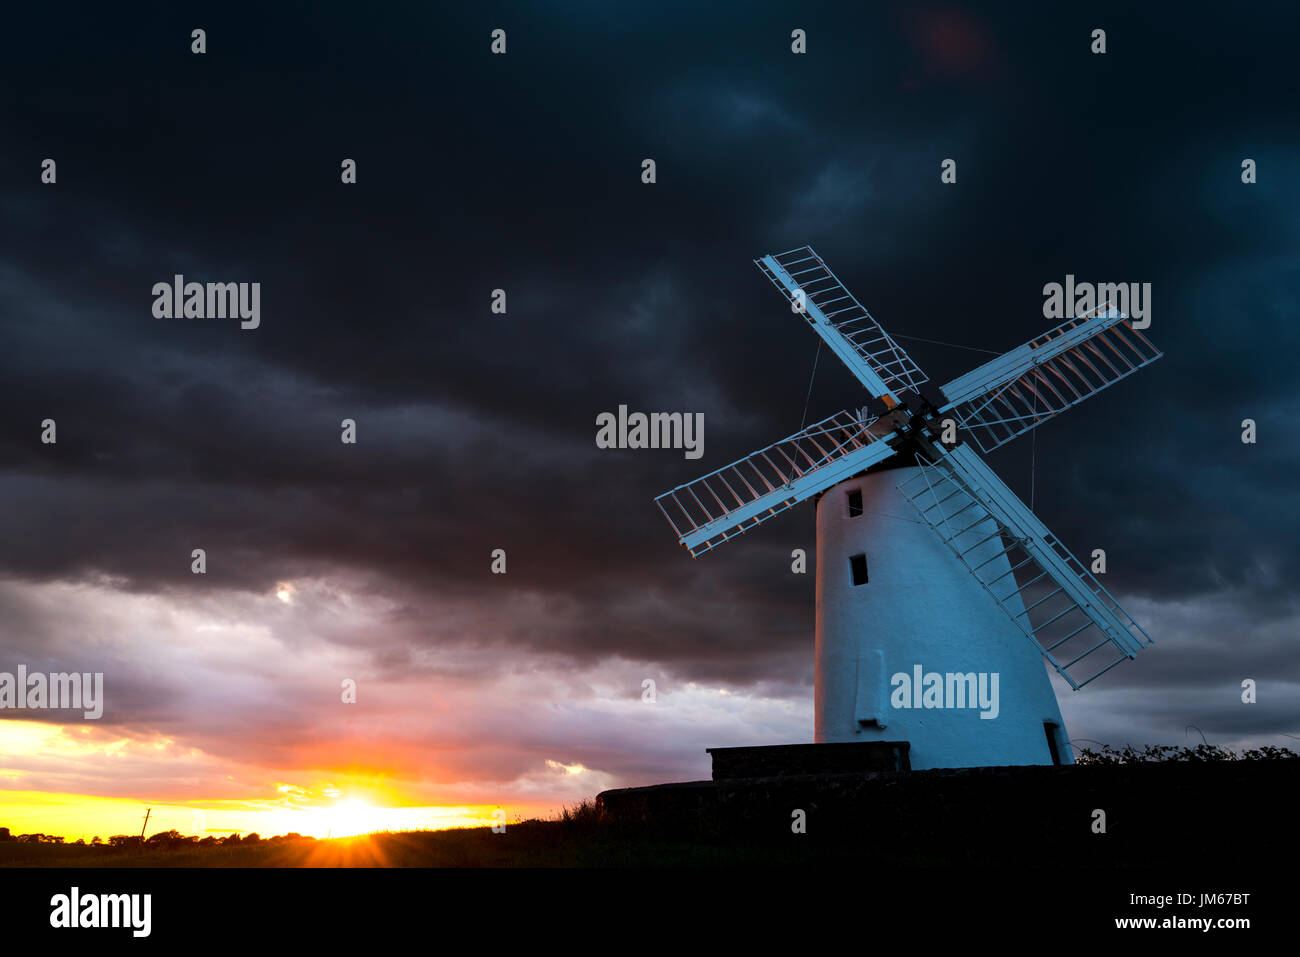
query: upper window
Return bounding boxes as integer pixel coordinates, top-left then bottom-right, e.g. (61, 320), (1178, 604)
(847, 489), (863, 518)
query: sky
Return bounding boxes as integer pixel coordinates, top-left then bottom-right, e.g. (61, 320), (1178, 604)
(0, 1), (1297, 840)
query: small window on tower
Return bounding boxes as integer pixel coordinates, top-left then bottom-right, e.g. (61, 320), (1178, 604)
(847, 489), (863, 517)
(849, 553), (869, 586)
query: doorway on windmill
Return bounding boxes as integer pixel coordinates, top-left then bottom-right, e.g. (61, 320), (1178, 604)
(849, 553), (869, 586)
(847, 489), (863, 517)
(1044, 721), (1064, 766)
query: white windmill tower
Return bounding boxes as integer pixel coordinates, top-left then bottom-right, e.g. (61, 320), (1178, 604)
(655, 246), (1161, 770)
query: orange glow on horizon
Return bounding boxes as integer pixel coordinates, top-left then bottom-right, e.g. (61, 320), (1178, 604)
(0, 720), (553, 841)
(0, 788), (518, 842)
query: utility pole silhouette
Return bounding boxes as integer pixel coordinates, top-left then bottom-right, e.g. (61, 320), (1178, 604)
(140, 808), (151, 842)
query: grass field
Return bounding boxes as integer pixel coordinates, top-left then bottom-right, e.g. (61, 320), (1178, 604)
(0, 810), (848, 867)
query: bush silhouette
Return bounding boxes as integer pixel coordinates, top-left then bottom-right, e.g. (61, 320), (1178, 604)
(1077, 743), (1298, 764)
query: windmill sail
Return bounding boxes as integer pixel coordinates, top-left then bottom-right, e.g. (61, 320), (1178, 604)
(937, 306), (1162, 453)
(656, 410), (900, 557)
(897, 443), (1152, 689)
(756, 246), (928, 406)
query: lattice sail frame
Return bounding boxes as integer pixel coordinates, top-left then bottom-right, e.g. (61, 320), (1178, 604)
(756, 246), (928, 405)
(896, 444), (1152, 689)
(655, 410), (899, 557)
(938, 304), (1162, 453)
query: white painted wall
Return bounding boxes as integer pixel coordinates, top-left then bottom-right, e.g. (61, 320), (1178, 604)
(814, 466), (1073, 769)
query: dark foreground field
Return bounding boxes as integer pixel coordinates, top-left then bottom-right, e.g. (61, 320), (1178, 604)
(0, 822), (788, 867)
(5, 754), (1297, 868)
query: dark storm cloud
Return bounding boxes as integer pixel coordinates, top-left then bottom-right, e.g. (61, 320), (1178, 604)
(0, 0), (1297, 757)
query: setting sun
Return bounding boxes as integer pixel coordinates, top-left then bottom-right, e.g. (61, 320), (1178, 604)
(325, 799), (379, 838)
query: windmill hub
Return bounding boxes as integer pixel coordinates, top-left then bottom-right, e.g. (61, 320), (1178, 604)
(656, 246), (1161, 770)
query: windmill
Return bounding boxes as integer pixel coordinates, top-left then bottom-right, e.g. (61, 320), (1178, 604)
(654, 246), (1161, 770)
